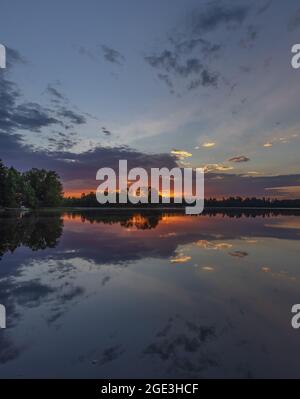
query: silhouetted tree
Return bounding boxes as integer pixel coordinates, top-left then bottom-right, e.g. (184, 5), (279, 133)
(0, 160), (63, 208)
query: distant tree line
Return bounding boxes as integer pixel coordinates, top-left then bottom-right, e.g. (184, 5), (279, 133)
(63, 192), (300, 208)
(0, 160), (63, 208)
(205, 196), (300, 208)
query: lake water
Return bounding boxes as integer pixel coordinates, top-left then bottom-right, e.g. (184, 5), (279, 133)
(0, 209), (299, 378)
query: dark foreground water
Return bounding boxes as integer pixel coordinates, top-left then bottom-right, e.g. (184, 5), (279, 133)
(0, 209), (299, 378)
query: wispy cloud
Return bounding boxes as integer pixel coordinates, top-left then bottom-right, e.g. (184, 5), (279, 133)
(188, 2), (250, 35)
(170, 255), (191, 264)
(78, 44), (125, 66)
(101, 45), (125, 65)
(171, 149), (192, 160)
(228, 155), (250, 163)
(229, 251), (248, 258)
(239, 25), (259, 48)
(201, 142), (216, 148)
(204, 164), (234, 172)
(145, 50), (218, 93)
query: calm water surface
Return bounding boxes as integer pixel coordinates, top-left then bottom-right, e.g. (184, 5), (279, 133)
(0, 209), (299, 378)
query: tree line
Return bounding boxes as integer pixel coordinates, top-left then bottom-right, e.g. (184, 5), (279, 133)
(63, 191), (300, 208)
(0, 159), (63, 208)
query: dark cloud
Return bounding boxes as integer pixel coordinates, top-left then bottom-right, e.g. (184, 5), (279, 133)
(189, 2), (249, 35)
(99, 345), (124, 365)
(256, 0), (272, 16)
(228, 156), (250, 163)
(188, 69), (218, 90)
(157, 73), (174, 92)
(145, 3), (250, 93)
(56, 107), (86, 125)
(144, 316), (218, 375)
(0, 129), (178, 194)
(229, 251), (248, 258)
(1, 128), (299, 199)
(78, 44), (125, 66)
(6, 47), (27, 68)
(14, 102), (58, 132)
(172, 37), (221, 58)
(145, 50), (218, 93)
(101, 45), (125, 65)
(205, 172), (300, 198)
(101, 127), (112, 136)
(77, 45), (99, 63)
(0, 73), (59, 133)
(146, 52), (204, 78)
(239, 25), (259, 48)
(146, 51), (178, 73)
(288, 8), (300, 31)
(47, 131), (79, 151)
(45, 84), (66, 103)
(45, 83), (87, 128)
(0, 72), (86, 135)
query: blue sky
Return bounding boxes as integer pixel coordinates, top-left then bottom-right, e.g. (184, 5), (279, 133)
(1, 0), (300, 197)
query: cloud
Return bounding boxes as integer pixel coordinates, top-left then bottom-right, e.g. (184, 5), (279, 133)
(288, 8), (300, 31)
(78, 44), (125, 66)
(262, 134), (299, 149)
(170, 254), (191, 263)
(45, 83), (87, 128)
(173, 37), (221, 58)
(47, 131), (79, 151)
(228, 155), (250, 163)
(204, 172), (300, 198)
(256, 0), (272, 16)
(1, 129), (299, 199)
(56, 107), (86, 125)
(5, 47), (27, 68)
(101, 127), (112, 136)
(0, 73), (59, 134)
(0, 130), (178, 194)
(145, 49), (218, 93)
(0, 72), (86, 136)
(78, 45), (99, 62)
(201, 266), (214, 271)
(239, 25), (259, 48)
(171, 149), (192, 159)
(146, 51), (202, 77)
(202, 142), (216, 148)
(157, 73), (174, 92)
(265, 185), (300, 199)
(229, 251), (248, 258)
(188, 2), (249, 35)
(187, 69), (218, 90)
(144, 2), (252, 94)
(101, 45), (125, 65)
(45, 84), (66, 103)
(204, 164), (233, 172)
(244, 171), (260, 176)
(196, 240), (233, 250)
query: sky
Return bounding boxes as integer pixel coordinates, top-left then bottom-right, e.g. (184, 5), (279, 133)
(0, 0), (300, 198)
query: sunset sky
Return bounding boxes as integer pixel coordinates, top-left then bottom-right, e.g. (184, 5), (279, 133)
(1, 0), (300, 198)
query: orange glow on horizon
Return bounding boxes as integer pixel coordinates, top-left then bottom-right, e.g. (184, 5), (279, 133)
(64, 189), (96, 198)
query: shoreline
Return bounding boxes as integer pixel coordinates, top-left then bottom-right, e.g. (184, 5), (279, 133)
(1, 206), (300, 212)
